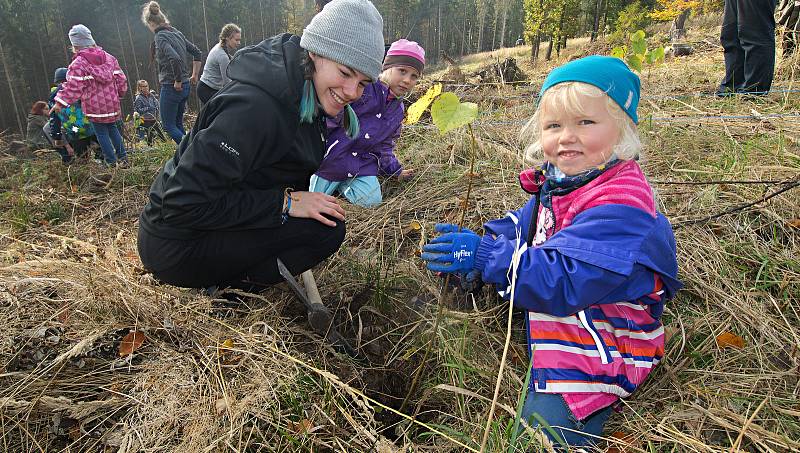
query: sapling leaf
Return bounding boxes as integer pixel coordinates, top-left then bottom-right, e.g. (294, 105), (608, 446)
(430, 93), (478, 134)
(611, 46), (627, 59)
(650, 46), (665, 64)
(630, 30), (647, 55)
(405, 83), (442, 125)
(626, 53), (644, 72)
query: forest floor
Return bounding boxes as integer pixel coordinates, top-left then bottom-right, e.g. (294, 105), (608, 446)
(2, 15), (800, 452)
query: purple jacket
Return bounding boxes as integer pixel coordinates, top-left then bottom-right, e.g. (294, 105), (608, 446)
(315, 81), (404, 181)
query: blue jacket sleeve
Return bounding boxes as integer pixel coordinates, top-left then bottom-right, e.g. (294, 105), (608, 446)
(475, 204), (682, 317)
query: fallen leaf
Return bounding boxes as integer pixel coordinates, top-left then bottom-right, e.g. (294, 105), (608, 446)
(287, 418), (312, 434)
(716, 331), (745, 349)
(119, 331), (146, 357)
(218, 338), (234, 355)
(402, 220), (422, 236)
(786, 219), (800, 229)
(607, 431), (641, 453)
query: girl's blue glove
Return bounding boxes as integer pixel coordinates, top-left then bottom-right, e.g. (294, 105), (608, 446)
(421, 223), (481, 273)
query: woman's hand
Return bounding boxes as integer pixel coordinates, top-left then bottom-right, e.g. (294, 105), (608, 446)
(49, 104), (62, 116)
(288, 191), (345, 227)
(173, 81), (183, 91)
(190, 74), (199, 85)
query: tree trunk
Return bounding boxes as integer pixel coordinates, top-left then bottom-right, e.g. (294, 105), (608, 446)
(202, 0), (210, 51)
(545, 36), (554, 60)
(111, 0), (132, 105)
(670, 8), (692, 42)
(591, 0), (603, 41)
(477, 4), (485, 52)
(55, 1), (69, 64)
(0, 38), (24, 135)
(499, 0), (508, 48)
(126, 10), (141, 83)
(460, 0), (467, 56)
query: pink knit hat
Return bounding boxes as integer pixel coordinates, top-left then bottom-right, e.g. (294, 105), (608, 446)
(383, 39), (425, 74)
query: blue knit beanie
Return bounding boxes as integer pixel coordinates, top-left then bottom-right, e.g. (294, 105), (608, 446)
(539, 55), (640, 124)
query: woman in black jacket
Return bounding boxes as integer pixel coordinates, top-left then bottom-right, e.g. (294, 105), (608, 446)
(137, 0), (385, 292)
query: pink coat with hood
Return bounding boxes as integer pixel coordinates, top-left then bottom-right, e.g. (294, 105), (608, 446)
(55, 47), (127, 124)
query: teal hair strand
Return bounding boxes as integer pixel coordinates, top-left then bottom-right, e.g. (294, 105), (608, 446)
(344, 104), (360, 139)
(299, 79), (317, 124)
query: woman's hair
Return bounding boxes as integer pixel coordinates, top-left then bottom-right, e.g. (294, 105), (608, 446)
(520, 82), (642, 164)
(219, 23), (241, 47)
(141, 1), (168, 27)
(30, 101), (48, 116)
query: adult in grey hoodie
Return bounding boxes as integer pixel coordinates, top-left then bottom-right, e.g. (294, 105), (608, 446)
(141, 1), (202, 144)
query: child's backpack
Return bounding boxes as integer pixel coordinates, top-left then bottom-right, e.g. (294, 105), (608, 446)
(49, 86), (95, 141)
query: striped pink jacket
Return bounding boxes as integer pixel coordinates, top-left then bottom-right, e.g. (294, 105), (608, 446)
(526, 161), (667, 420)
(55, 47), (127, 124)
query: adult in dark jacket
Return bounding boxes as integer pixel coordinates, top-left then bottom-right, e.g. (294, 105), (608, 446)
(141, 1), (202, 144)
(137, 0), (385, 291)
(718, 0), (777, 95)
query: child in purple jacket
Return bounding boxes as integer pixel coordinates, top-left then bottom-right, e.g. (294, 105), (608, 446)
(310, 39), (423, 207)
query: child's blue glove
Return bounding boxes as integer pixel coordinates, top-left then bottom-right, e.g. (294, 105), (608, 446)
(421, 223), (481, 274)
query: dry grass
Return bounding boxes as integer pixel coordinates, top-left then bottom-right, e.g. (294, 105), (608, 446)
(2, 15), (800, 452)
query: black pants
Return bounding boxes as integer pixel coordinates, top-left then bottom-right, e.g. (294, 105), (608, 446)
(138, 217), (345, 290)
(719, 0), (777, 93)
(197, 81), (219, 105)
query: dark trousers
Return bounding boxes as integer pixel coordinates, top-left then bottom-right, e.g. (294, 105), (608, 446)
(137, 217), (345, 290)
(197, 81), (219, 105)
(719, 0), (778, 93)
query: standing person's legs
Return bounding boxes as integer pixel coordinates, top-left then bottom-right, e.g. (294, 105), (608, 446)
(519, 391), (612, 449)
(738, 0), (777, 92)
(175, 83), (190, 136)
(719, 0), (745, 93)
(160, 83), (184, 144)
(91, 122), (119, 165)
(197, 81), (218, 105)
(138, 217), (346, 290)
(107, 122), (128, 162)
(337, 176), (382, 207)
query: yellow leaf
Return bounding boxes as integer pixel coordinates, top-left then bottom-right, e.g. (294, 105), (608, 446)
(402, 220), (422, 235)
(119, 331), (146, 357)
(715, 331), (745, 349)
(786, 219), (800, 229)
(404, 83), (442, 125)
(218, 338), (234, 356)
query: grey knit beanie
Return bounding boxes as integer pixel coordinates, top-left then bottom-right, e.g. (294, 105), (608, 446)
(300, 0), (385, 81)
(68, 24), (96, 47)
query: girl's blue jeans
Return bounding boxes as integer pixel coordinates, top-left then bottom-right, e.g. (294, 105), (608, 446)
(520, 391), (612, 449)
(160, 82), (190, 144)
(91, 121), (127, 165)
(309, 174), (382, 207)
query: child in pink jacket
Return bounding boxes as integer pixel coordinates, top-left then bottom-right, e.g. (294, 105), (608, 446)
(52, 25), (128, 167)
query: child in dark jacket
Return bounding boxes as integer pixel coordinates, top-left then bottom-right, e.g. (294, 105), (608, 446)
(421, 56), (682, 449)
(310, 39), (423, 207)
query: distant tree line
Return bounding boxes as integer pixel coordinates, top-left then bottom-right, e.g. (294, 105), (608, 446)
(0, 0), (721, 134)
